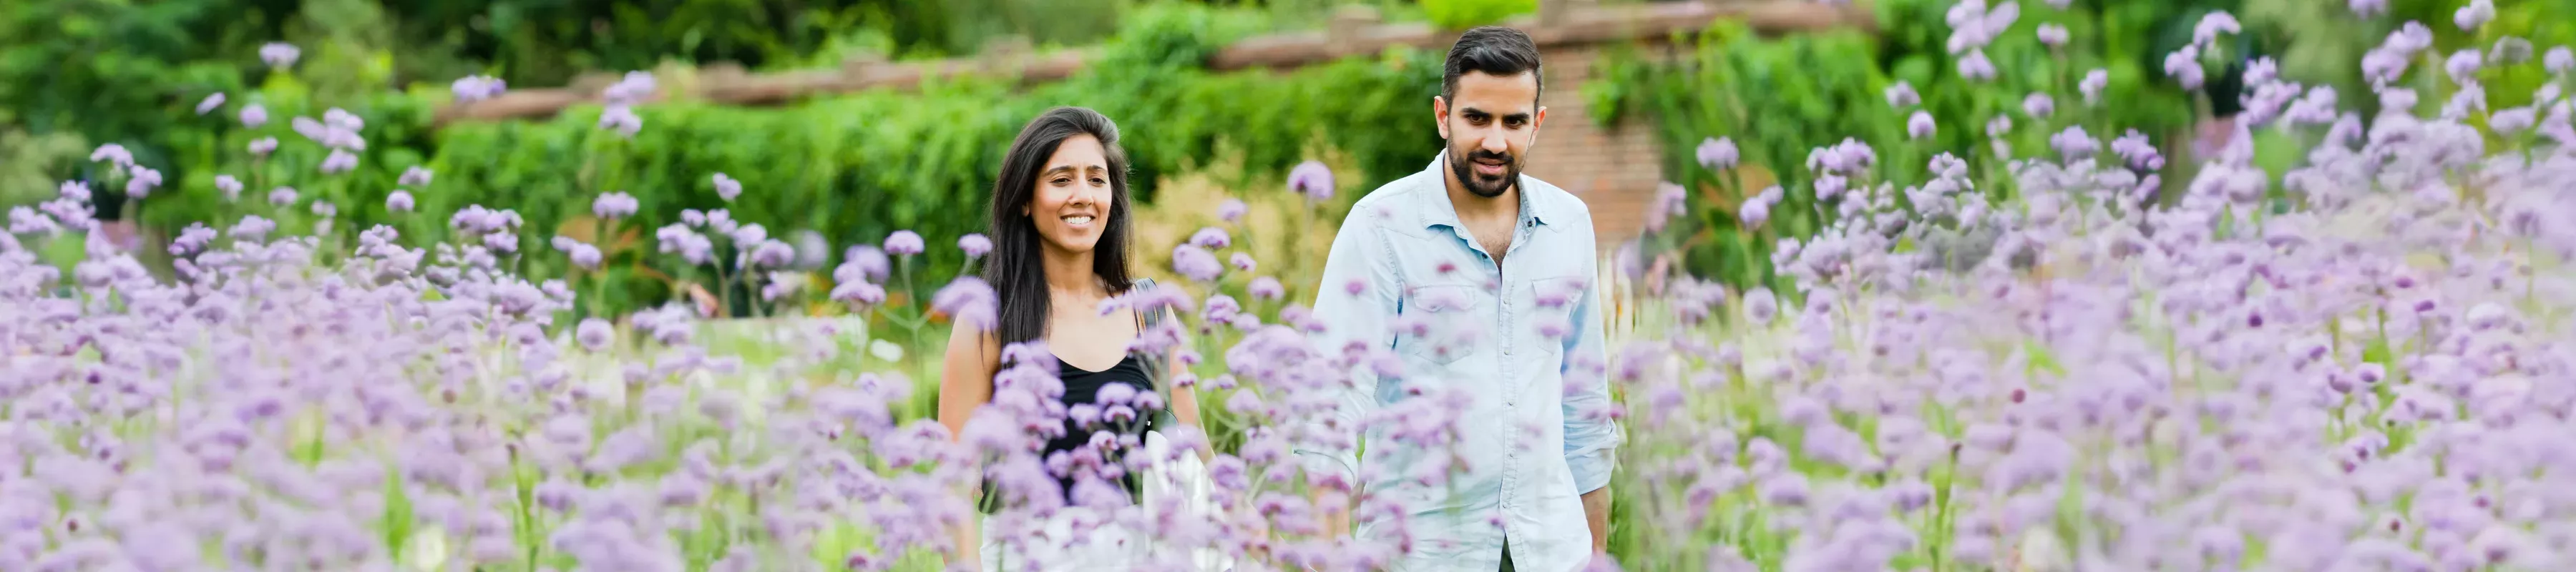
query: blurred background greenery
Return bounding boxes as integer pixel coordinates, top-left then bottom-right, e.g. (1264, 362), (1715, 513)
(6, 0), (2566, 320)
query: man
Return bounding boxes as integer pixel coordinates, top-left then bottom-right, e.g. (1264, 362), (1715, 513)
(1299, 26), (1619, 572)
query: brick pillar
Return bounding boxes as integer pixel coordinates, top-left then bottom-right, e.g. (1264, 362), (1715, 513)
(1521, 44), (1667, 253)
(1538, 0), (1599, 27)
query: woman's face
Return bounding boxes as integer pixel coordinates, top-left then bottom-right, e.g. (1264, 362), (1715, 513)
(1024, 134), (1114, 255)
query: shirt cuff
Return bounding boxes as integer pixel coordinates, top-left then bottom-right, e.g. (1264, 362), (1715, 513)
(1568, 447), (1614, 495)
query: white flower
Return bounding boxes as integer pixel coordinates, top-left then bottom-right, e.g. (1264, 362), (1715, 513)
(868, 339), (905, 363)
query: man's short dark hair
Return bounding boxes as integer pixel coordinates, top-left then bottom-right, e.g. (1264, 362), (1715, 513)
(1442, 26), (1544, 104)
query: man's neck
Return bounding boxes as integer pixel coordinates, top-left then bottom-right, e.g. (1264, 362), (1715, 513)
(1441, 154), (1520, 226)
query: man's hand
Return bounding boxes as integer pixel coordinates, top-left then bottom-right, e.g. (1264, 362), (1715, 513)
(1581, 485), (1612, 555)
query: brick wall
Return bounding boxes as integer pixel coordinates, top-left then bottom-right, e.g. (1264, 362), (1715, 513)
(1521, 43), (1671, 253)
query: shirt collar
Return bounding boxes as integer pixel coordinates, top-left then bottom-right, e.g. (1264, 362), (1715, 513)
(1417, 149), (1549, 232)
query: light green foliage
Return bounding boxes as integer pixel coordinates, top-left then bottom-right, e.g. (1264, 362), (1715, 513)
(1422, 0), (1538, 31)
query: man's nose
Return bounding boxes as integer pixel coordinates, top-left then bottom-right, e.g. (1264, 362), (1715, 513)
(1478, 130), (1511, 154)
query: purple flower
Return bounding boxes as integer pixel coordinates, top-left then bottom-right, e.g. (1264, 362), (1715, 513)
(592, 192), (638, 219)
(839, 245), (891, 282)
(214, 175), (243, 202)
(452, 75), (507, 103)
(1249, 277), (1285, 300)
(90, 144), (132, 166)
(2166, 46), (2206, 89)
(599, 104), (642, 137)
(958, 233), (992, 258)
(730, 223), (769, 246)
(570, 242), (605, 270)
(240, 104), (268, 128)
(386, 191), (415, 212)
(1958, 50), (1998, 82)
(831, 280), (886, 306)
(1191, 227), (1232, 250)
(2194, 11), (2242, 47)
(713, 173), (741, 202)
(2350, 0), (2387, 17)
(2456, 0), (2494, 31)
(195, 93), (225, 115)
(2050, 126), (2099, 161)
(933, 277), (999, 330)
(1907, 111), (1938, 139)
(399, 166), (434, 187)
(883, 230), (924, 256)
(603, 71), (657, 104)
(311, 201), (336, 217)
(2036, 24), (2068, 48)
(1231, 252), (1257, 273)
(746, 240), (795, 269)
(2490, 107), (2537, 134)
(230, 215), (276, 241)
(268, 187), (298, 206)
(2112, 131), (2164, 170)
(2024, 93), (2056, 118)
(259, 42), (299, 68)
(1885, 82), (1920, 108)
(1744, 287), (1779, 324)
(124, 167), (161, 198)
(577, 318), (613, 351)
(1289, 160), (1335, 201)
(658, 225), (715, 265)
(1171, 245), (1223, 282)
(1697, 137), (1740, 170)
(248, 137), (278, 156)
(1732, 200), (1769, 229)
(2082, 69), (2110, 104)
(2550, 46), (2574, 74)
(1646, 182), (1688, 233)
(319, 149), (358, 174)
(1218, 198), (1249, 223)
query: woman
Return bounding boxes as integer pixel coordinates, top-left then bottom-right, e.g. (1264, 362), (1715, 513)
(937, 106), (1206, 571)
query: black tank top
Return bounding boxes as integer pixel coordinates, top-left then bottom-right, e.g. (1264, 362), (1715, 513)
(978, 350), (1157, 514)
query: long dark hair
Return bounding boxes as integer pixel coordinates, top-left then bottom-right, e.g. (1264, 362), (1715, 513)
(982, 106), (1137, 345)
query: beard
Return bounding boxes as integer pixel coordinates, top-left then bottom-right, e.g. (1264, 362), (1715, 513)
(1448, 144), (1522, 199)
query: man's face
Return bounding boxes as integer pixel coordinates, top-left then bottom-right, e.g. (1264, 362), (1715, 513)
(1436, 70), (1545, 199)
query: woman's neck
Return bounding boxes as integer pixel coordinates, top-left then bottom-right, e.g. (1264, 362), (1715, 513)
(1040, 243), (1103, 298)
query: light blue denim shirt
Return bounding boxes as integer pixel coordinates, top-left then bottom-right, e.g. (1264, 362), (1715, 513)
(1299, 150), (1621, 571)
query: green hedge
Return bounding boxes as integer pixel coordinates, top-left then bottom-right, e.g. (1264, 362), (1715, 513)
(407, 4), (1438, 317)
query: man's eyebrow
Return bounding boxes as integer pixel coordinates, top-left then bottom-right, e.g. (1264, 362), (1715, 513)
(1457, 106), (1532, 121)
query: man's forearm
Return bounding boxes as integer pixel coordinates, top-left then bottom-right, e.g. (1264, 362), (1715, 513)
(1581, 485), (1611, 554)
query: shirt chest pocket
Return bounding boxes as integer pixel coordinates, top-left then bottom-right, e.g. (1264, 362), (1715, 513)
(1400, 284), (1485, 366)
(1527, 275), (1589, 357)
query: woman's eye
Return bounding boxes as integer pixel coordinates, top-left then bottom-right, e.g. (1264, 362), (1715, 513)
(1051, 177), (1073, 185)
(1091, 177), (1107, 186)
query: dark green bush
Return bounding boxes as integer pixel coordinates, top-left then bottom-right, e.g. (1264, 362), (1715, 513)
(411, 3), (1438, 317)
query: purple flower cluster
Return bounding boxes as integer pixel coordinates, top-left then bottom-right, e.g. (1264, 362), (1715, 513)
(1287, 160), (1335, 202)
(451, 75), (507, 104)
(1612, 11), (2576, 571)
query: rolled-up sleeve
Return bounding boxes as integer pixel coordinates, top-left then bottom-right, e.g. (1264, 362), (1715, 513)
(1294, 209), (1399, 488)
(1560, 252), (1620, 495)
